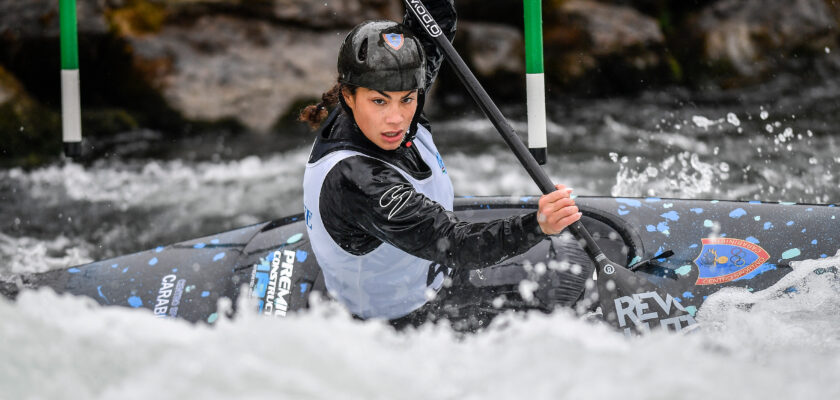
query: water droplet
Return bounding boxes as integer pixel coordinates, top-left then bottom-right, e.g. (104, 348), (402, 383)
(760, 110), (769, 120)
(726, 113), (740, 126)
(692, 115), (717, 129)
(783, 127), (793, 138)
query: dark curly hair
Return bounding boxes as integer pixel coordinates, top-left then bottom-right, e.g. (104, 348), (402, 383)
(298, 82), (358, 130)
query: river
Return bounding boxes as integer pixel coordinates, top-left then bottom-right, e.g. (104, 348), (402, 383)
(1, 70), (839, 398)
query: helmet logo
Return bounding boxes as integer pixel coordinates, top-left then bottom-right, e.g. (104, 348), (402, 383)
(383, 33), (404, 51)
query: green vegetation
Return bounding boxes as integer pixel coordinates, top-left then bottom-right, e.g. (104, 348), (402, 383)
(105, 0), (169, 36)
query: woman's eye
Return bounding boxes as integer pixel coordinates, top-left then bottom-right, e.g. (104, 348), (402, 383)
(402, 97), (415, 104)
(373, 99), (386, 105)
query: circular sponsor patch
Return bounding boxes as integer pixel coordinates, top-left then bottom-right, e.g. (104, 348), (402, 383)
(693, 237), (770, 285)
(604, 264), (616, 275)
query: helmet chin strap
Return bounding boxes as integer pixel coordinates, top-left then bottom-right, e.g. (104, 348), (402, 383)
(402, 90), (426, 147)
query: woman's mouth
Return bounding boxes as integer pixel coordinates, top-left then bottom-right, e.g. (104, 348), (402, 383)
(381, 130), (404, 143)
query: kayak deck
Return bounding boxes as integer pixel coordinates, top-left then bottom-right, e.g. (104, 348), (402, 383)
(4, 196), (838, 325)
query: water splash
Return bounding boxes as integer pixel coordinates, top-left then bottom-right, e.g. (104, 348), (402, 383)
(611, 152), (724, 198)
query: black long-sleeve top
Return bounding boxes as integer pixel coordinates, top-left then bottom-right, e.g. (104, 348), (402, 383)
(309, 0), (546, 270)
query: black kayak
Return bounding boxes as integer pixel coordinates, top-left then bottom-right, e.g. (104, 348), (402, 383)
(3, 196), (838, 328)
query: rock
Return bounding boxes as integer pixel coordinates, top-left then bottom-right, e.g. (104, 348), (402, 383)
(690, 0), (839, 78)
(552, 0), (664, 57)
(458, 21), (524, 78)
(453, 0), (523, 25)
(268, 0), (402, 28)
(127, 15), (347, 132)
(0, 0), (108, 40)
(599, 0), (715, 17)
(0, 77), (12, 105)
(0, 65), (62, 167)
(0, 65), (20, 104)
(141, 0), (402, 30)
(434, 21), (525, 101)
(543, 0), (667, 92)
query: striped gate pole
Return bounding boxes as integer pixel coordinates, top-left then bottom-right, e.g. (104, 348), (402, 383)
(524, 0), (547, 164)
(60, 0), (82, 157)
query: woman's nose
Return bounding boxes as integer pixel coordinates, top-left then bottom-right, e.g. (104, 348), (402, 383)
(384, 109), (404, 125)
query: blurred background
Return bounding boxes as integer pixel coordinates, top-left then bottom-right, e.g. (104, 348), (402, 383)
(2, 0), (840, 166)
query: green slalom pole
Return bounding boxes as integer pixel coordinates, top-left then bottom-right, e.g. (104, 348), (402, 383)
(524, 0), (547, 165)
(60, 0), (82, 157)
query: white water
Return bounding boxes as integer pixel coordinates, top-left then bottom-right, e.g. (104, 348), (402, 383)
(2, 103), (840, 398)
(1, 255), (838, 400)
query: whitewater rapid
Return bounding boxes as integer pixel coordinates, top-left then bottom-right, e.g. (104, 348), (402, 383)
(1, 254), (838, 399)
(2, 97), (840, 398)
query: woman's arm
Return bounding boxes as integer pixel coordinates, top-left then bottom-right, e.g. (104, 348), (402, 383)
(402, 0), (457, 92)
(321, 156), (556, 269)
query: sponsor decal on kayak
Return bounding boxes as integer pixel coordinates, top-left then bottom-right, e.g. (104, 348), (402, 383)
(154, 274), (187, 317)
(693, 238), (770, 285)
(249, 249), (296, 317)
(614, 291), (697, 335)
(383, 33), (404, 50)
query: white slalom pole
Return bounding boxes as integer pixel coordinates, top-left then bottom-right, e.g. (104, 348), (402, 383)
(60, 0), (82, 157)
(524, 0), (547, 164)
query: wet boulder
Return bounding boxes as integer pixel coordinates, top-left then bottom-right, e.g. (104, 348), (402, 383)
(597, 0), (716, 18)
(126, 15), (346, 133)
(0, 70), (13, 105)
(447, 21), (525, 100)
(454, 0), (523, 25)
(689, 0), (840, 83)
(543, 0), (668, 94)
(129, 0), (402, 30)
(267, 0), (402, 28)
(0, 0), (108, 40)
(458, 22), (524, 78)
(109, 0), (404, 133)
(0, 65), (61, 167)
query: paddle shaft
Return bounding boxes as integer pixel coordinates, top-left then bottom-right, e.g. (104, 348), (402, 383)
(402, 0), (610, 267)
(402, 0), (697, 334)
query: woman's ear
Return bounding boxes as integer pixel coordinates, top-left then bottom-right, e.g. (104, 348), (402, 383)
(342, 89), (355, 111)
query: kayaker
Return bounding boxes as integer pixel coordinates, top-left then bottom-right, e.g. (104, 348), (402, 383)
(299, 0), (582, 327)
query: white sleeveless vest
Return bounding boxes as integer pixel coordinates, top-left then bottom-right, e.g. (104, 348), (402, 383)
(302, 126), (454, 319)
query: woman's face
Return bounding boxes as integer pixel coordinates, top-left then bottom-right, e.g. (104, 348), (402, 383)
(343, 87), (418, 151)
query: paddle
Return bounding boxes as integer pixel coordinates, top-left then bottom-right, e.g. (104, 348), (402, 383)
(403, 0), (696, 334)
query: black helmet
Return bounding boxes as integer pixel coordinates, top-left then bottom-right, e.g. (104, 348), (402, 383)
(338, 20), (426, 92)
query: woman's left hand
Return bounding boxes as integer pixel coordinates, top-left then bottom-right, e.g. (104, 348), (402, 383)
(537, 184), (581, 235)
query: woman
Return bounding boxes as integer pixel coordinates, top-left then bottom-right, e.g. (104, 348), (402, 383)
(300, 2), (583, 326)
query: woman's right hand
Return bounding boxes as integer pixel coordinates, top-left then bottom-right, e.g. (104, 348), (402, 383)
(537, 184), (581, 235)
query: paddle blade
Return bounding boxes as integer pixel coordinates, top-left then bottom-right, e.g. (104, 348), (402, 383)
(595, 259), (697, 335)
